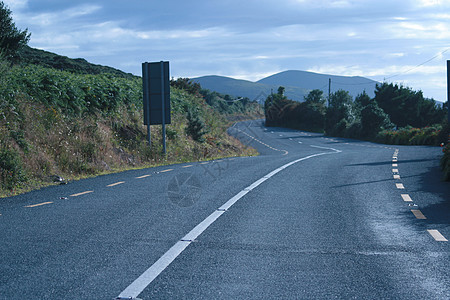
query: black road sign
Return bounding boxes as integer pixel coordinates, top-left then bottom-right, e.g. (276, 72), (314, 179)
(142, 61), (171, 125)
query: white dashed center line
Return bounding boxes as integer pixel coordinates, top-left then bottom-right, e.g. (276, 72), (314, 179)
(107, 181), (125, 187)
(70, 191), (93, 197)
(401, 194), (412, 202)
(24, 202), (53, 208)
(411, 209), (427, 219)
(136, 175), (151, 179)
(396, 183), (405, 189)
(427, 230), (448, 242)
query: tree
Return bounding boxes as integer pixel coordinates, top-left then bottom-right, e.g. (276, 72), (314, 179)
(374, 82), (445, 128)
(298, 89), (326, 132)
(264, 87), (291, 126)
(325, 90), (354, 136)
(354, 91), (371, 109)
(0, 1), (30, 60)
(360, 102), (394, 138)
(304, 89), (326, 105)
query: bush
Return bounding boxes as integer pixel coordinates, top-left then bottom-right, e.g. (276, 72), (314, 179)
(0, 64), (141, 117)
(185, 108), (208, 142)
(0, 146), (27, 191)
(376, 125), (443, 146)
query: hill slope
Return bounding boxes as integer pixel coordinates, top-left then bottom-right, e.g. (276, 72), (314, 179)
(193, 70), (378, 102)
(17, 45), (136, 79)
(0, 48), (262, 197)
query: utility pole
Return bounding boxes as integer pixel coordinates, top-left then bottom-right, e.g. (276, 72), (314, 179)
(447, 60), (449, 124)
(328, 78), (331, 106)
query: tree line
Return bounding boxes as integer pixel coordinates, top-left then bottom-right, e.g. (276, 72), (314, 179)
(265, 84), (448, 143)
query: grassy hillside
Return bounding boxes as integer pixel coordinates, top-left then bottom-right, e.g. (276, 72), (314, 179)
(0, 54), (263, 198)
(17, 45), (136, 79)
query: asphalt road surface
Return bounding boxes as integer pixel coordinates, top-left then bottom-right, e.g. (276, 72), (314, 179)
(1, 120), (449, 299)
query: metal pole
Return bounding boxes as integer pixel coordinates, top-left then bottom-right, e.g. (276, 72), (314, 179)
(328, 78), (331, 106)
(142, 62), (151, 147)
(447, 60), (449, 124)
(161, 61), (166, 154)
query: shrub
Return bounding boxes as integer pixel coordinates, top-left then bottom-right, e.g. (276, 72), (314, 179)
(185, 108), (208, 142)
(0, 146), (27, 191)
(376, 125), (443, 146)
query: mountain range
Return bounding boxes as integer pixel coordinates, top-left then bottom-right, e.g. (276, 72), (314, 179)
(192, 70), (379, 103)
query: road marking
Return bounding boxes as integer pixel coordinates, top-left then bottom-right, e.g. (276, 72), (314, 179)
(396, 183), (405, 189)
(136, 175), (151, 179)
(24, 201), (53, 208)
(107, 181), (125, 187)
(160, 169), (173, 173)
(393, 175), (401, 179)
(427, 230), (448, 242)
(200, 162), (209, 165)
(401, 194), (412, 202)
(70, 191), (93, 197)
(182, 165), (193, 168)
(232, 127), (289, 155)
(392, 163), (398, 167)
(392, 169), (399, 173)
(411, 210), (427, 219)
(298, 141), (302, 144)
(117, 146), (342, 299)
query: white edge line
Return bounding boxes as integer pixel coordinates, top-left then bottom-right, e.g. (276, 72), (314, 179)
(117, 241), (191, 298)
(117, 146), (341, 298)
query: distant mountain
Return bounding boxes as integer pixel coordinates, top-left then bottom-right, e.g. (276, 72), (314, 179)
(193, 70), (379, 103)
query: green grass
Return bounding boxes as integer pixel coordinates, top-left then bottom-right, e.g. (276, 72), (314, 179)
(0, 61), (261, 198)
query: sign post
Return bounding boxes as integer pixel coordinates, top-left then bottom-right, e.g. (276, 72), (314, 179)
(142, 61), (171, 154)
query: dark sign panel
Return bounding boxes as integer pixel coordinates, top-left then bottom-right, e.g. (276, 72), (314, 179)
(142, 61), (171, 125)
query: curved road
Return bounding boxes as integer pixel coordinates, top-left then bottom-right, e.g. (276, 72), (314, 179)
(0, 120), (449, 299)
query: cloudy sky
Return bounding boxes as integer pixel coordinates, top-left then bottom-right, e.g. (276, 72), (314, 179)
(4, 0), (450, 102)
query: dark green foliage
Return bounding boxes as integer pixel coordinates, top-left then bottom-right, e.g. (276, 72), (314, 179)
(374, 82), (446, 128)
(200, 88), (261, 115)
(304, 89), (326, 105)
(360, 101), (394, 138)
(354, 91), (371, 110)
(264, 89), (326, 132)
(376, 125), (443, 145)
(325, 90), (354, 136)
(0, 146), (27, 190)
(17, 46), (136, 79)
(170, 78), (202, 97)
(264, 89), (292, 127)
(263, 85), (447, 146)
(186, 108), (208, 142)
(0, 1), (30, 61)
(0, 64), (141, 117)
